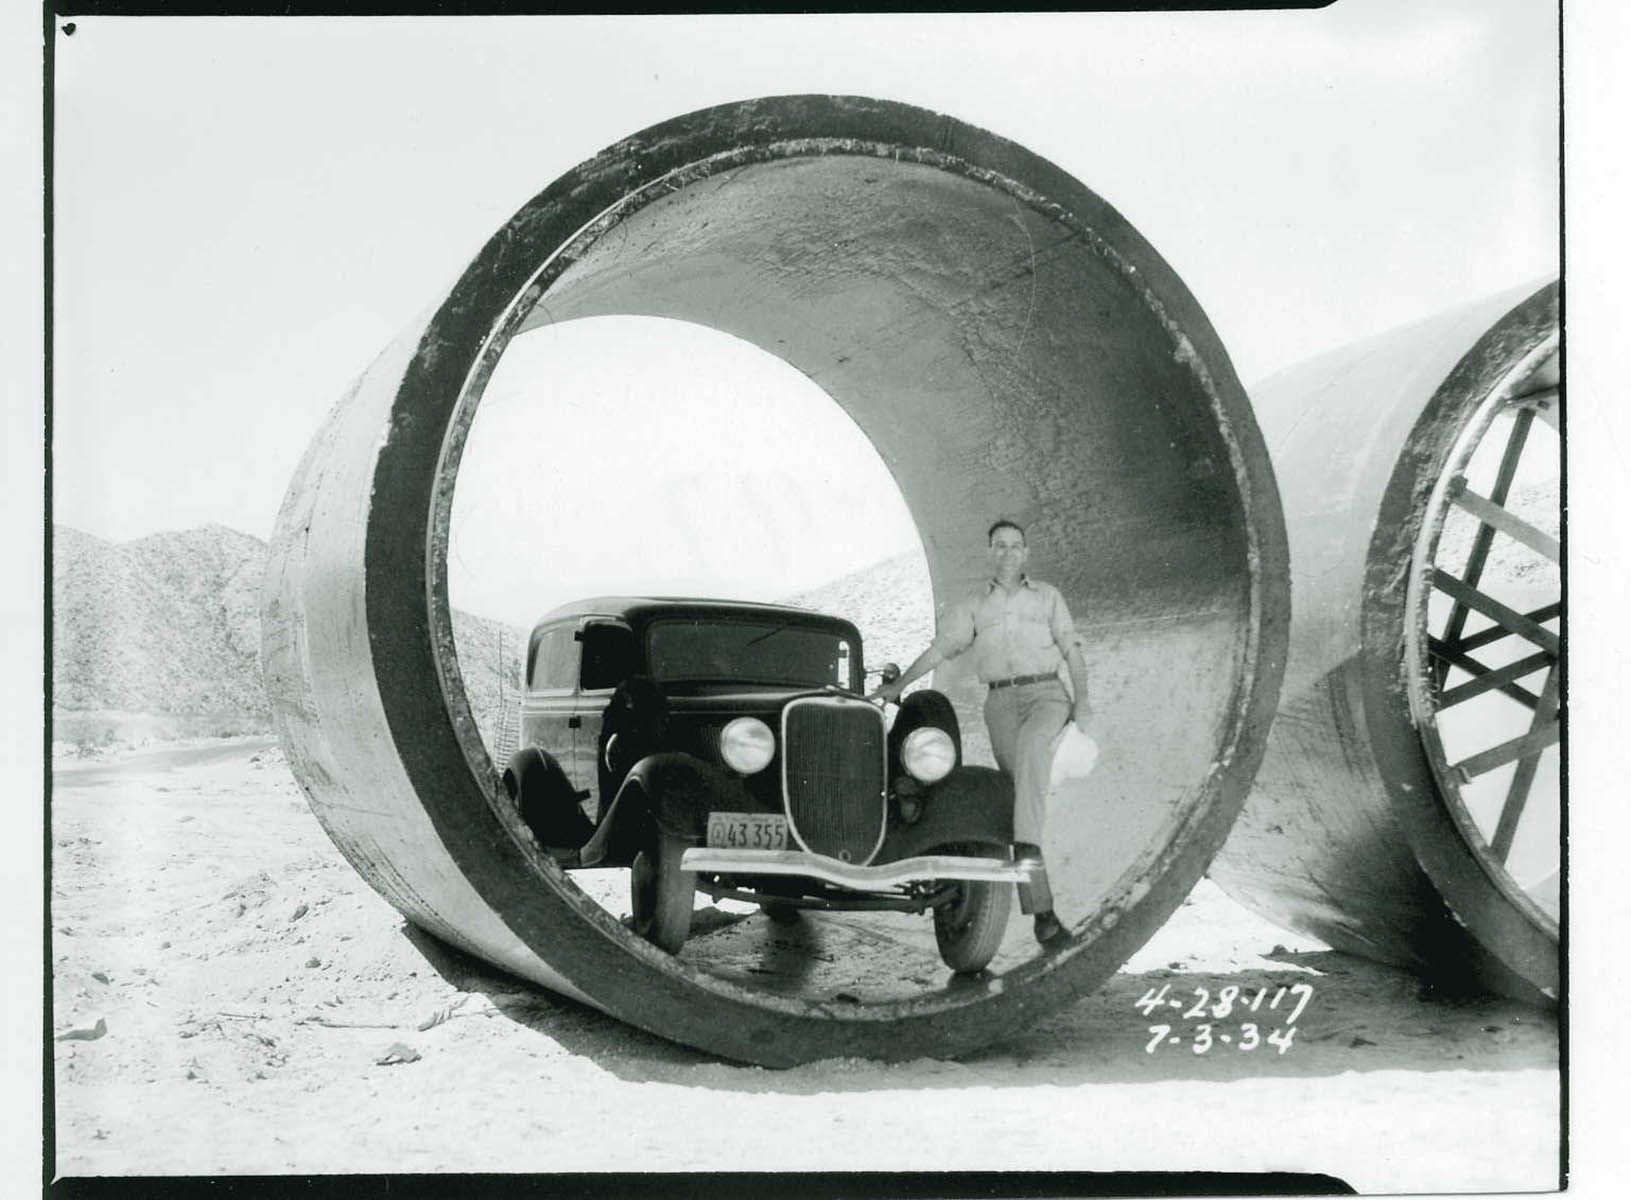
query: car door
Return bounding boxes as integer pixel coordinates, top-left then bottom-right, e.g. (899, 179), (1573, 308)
(519, 621), (584, 800)
(576, 619), (639, 822)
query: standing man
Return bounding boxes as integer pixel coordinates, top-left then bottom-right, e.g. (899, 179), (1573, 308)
(872, 519), (1090, 946)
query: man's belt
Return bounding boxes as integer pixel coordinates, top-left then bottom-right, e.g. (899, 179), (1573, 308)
(986, 673), (1058, 690)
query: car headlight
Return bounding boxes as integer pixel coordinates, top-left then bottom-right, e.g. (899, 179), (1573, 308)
(901, 726), (956, 784)
(720, 717), (775, 774)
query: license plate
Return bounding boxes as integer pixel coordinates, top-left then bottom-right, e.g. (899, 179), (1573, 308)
(706, 811), (788, 851)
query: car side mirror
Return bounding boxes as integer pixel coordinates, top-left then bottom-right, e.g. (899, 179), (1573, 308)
(878, 662), (901, 685)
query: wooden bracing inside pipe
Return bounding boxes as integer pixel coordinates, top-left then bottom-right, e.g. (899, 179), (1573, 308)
(1425, 389), (1560, 867)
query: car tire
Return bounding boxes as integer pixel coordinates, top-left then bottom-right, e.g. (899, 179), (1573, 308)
(763, 902), (803, 926)
(933, 874), (1011, 975)
(630, 827), (696, 954)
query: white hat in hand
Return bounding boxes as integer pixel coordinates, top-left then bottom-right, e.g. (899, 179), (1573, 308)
(1050, 723), (1100, 786)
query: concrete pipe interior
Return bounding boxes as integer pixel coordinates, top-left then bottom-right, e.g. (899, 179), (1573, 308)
(265, 95), (1289, 1063)
(1208, 280), (1558, 1002)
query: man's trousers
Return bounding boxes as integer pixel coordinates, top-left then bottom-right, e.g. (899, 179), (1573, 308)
(982, 677), (1071, 914)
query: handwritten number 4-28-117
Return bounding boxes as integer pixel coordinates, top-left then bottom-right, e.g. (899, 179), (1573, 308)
(1135, 982), (1313, 1022)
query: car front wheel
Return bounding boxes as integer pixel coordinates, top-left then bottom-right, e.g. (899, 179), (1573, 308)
(762, 901), (803, 926)
(933, 872), (1012, 975)
(630, 827), (696, 954)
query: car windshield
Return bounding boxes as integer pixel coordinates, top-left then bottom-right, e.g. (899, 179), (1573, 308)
(646, 617), (857, 689)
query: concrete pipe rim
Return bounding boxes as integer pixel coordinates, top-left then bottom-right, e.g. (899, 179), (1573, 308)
(1404, 338), (1560, 934)
(1360, 279), (1560, 998)
(361, 94), (1292, 1061)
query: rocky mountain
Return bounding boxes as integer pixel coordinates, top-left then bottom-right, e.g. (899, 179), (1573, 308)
(51, 525), (524, 750)
(48, 522), (927, 754)
(53, 525), (269, 720)
(447, 607), (526, 754)
(784, 549), (934, 673)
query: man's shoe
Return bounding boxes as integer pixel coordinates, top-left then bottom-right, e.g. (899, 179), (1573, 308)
(1033, 910), (1067, 946)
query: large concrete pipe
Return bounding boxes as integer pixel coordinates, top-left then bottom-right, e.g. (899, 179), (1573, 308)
(1209, 281), (1559, 1003)
(263, 94), (1289, 1064)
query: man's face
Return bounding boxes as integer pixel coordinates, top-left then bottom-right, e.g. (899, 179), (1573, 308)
(988, 526), (1028, 581)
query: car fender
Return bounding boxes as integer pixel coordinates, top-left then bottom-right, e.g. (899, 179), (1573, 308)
(579, 752), (751, 867)
(888, 688), (963, 768)
(503, 746), (593, 853)
(876, 764), (1014, 863)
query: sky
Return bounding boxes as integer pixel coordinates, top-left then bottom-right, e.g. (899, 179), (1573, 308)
(47, 3), (1561, 626)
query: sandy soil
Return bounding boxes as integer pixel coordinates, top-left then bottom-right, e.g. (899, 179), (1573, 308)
(50, 737), (1559, 1191)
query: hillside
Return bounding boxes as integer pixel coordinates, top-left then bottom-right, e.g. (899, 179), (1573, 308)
(48, 524), (926, 755)
(53, 525), (269, 720)
(447, 607), (526, 754)
(51, 525), (523, 752)
(783, 549), (934, 675)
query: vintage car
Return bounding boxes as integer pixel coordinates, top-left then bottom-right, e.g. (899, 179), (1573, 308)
(501, 597), (1042, 974)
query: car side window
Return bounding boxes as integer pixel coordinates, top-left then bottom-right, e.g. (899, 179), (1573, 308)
(580, 622), (638, 691)
(527, 625), (579, 693)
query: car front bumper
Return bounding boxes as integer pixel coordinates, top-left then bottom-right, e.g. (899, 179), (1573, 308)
(678, 847), (1043, 889)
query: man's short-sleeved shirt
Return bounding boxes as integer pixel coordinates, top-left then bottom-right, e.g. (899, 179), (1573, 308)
(929, 576), (1080, 683)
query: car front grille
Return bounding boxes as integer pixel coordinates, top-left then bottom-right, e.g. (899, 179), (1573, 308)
(780, 697), (887, 864)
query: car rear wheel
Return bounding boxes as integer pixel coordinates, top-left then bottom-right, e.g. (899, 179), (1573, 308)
(630, 828), (696, 954)
(933, 872), (1012, 974)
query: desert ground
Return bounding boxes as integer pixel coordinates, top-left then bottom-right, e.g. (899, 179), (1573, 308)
(50, 736), (1558, 1191)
